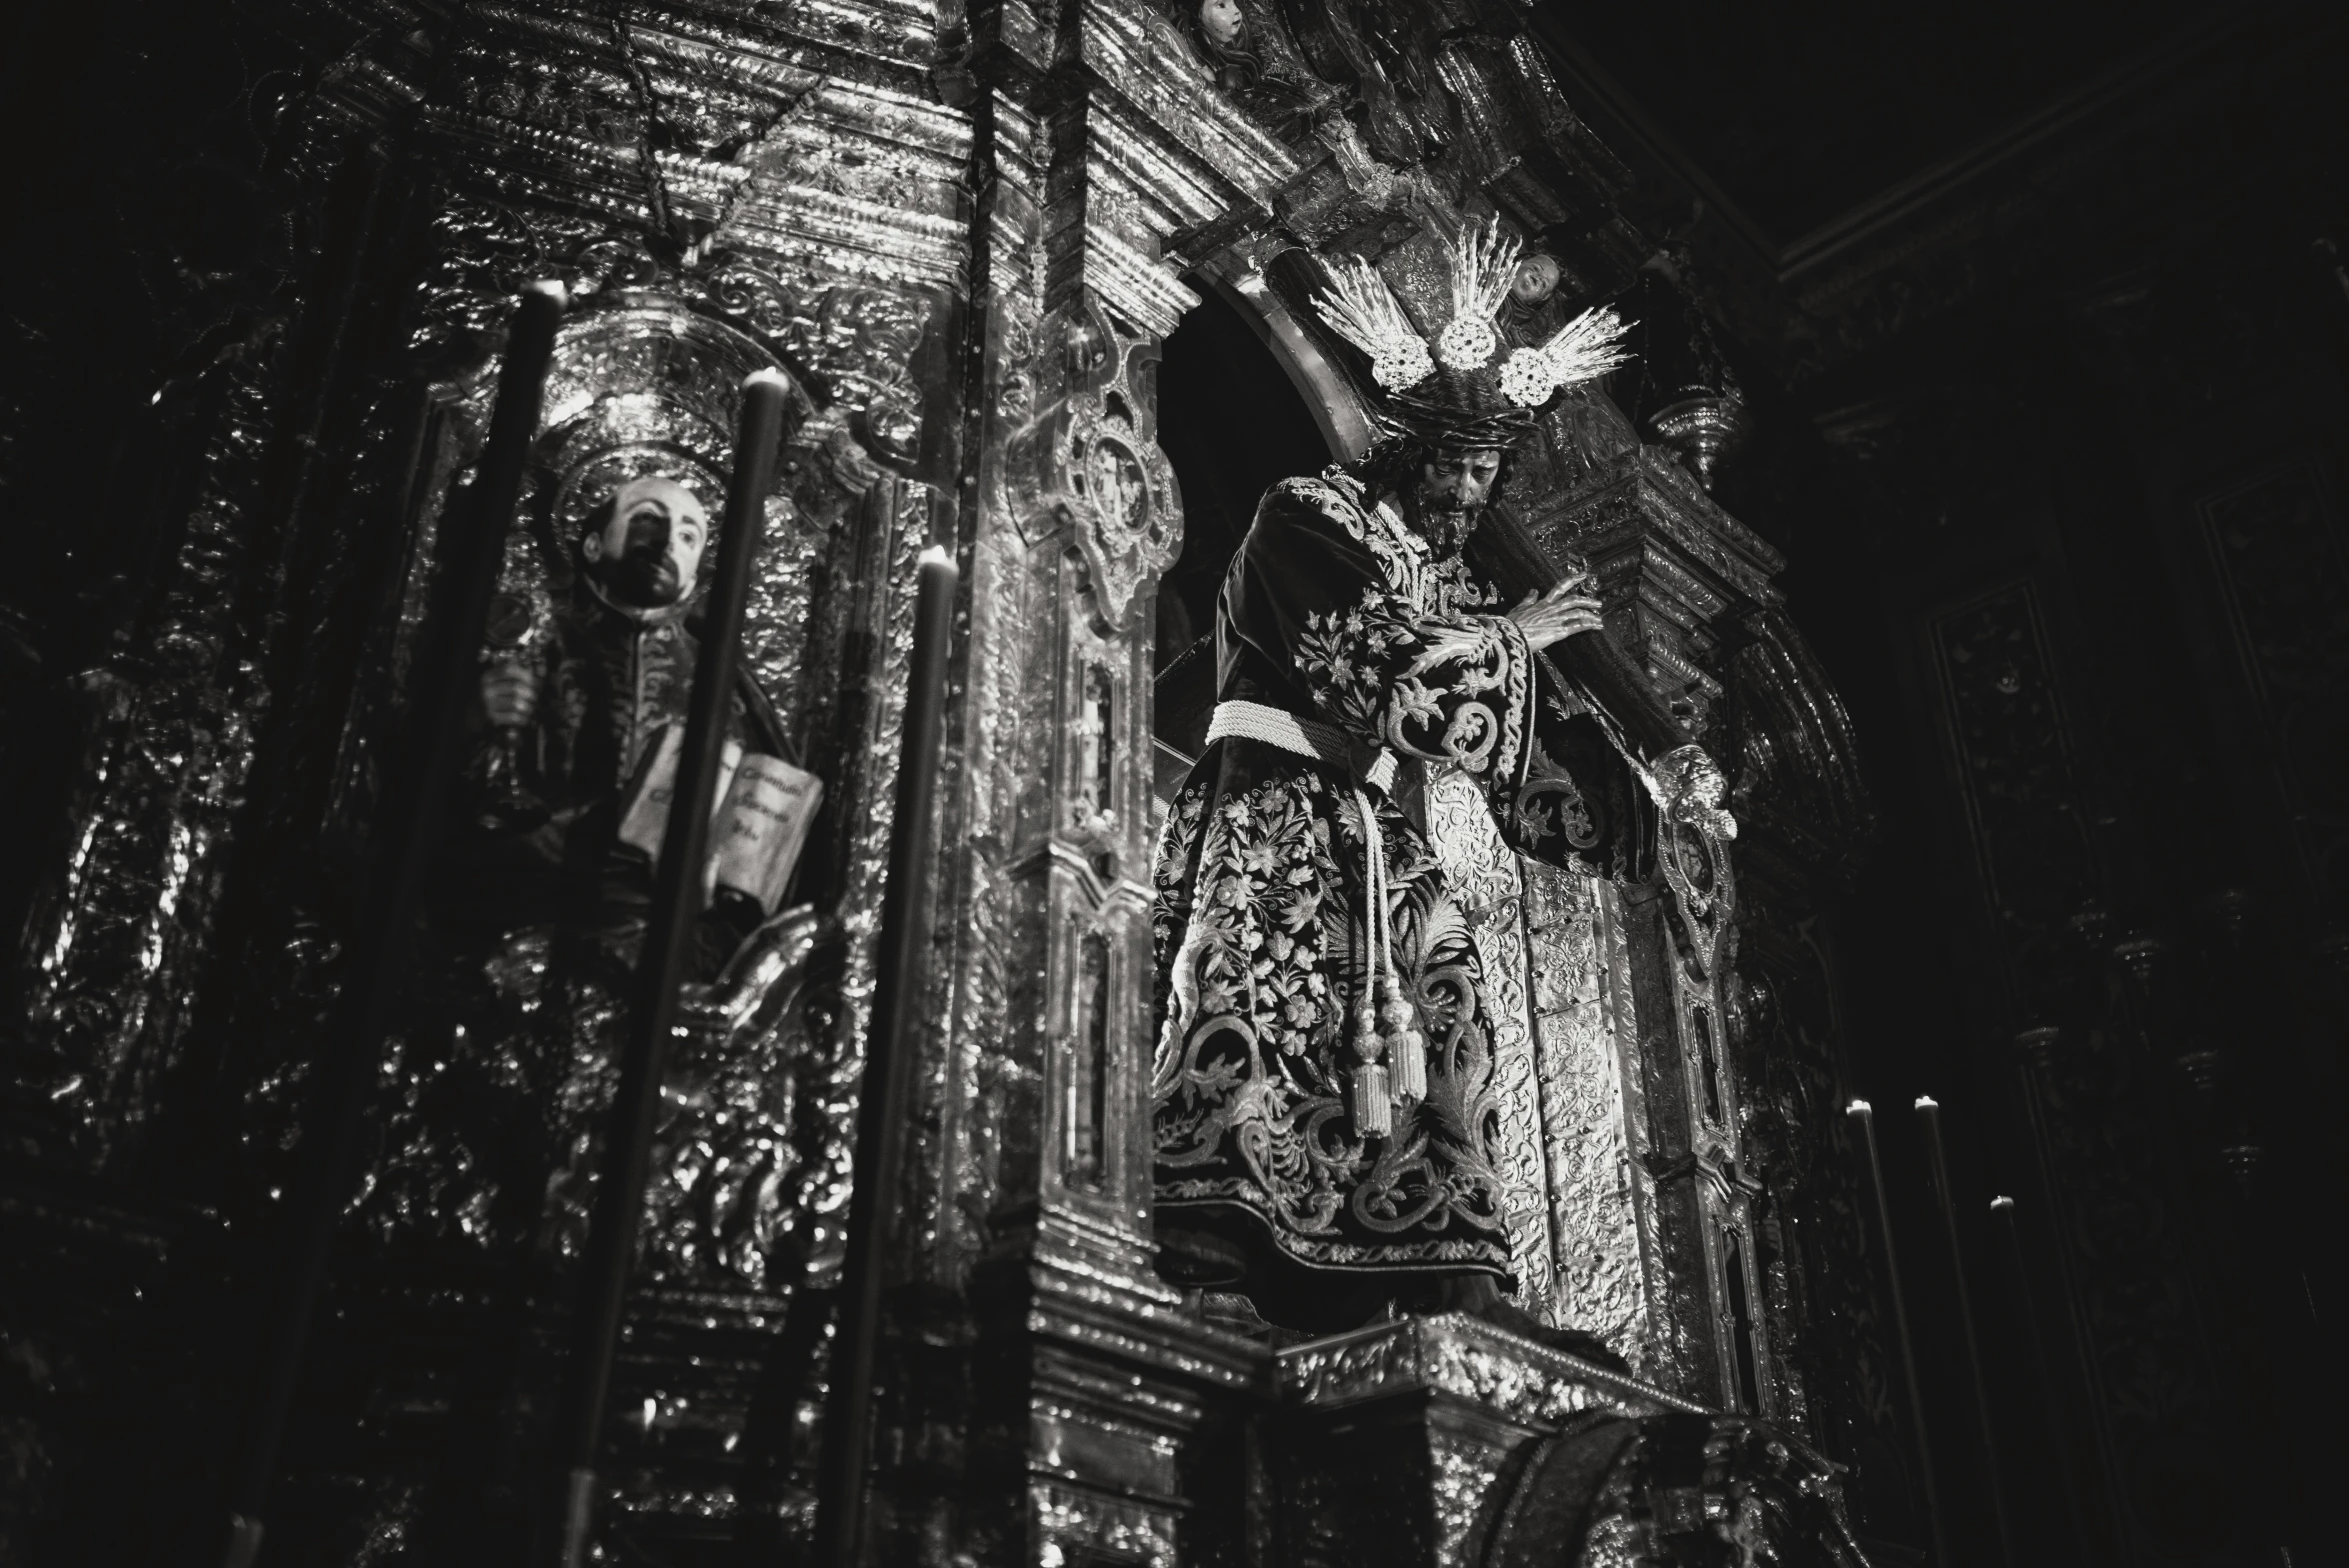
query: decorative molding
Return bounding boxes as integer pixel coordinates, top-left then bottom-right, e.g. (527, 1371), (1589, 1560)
(1276, 1313), (1702, 1422)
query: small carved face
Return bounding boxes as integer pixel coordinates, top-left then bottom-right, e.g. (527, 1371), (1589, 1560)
(583, 475), (709, 608)
(1198, 0), (1245, 47)
(1417, 448), (1503, 515)
(1511, 254), (1562, 304)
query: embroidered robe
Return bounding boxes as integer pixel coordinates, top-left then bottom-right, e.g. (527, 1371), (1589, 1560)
(1151, 468), (1654, 1308)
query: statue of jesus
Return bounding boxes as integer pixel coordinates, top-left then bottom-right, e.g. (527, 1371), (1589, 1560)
(1150, 223), (1725, 1350)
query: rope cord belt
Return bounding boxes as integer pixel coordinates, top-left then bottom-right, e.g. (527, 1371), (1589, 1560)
(1205, 700), (1421, 1135)
(1205, 700), (1399, 794)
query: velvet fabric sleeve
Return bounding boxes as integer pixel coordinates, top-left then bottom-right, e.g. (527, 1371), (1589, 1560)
(1223, 479), (1539, 790)
(1504, 671), (1659, 881)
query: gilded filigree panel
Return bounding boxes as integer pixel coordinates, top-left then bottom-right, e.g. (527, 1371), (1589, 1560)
(1423, 766), (1559, 1326)
(1522, 861), (1652, 1368)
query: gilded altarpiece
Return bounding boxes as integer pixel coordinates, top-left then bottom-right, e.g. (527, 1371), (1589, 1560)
(4, 0), (1916, 1561)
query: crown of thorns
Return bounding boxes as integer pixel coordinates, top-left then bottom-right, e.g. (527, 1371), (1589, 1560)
(1310, 216), (1631, 444)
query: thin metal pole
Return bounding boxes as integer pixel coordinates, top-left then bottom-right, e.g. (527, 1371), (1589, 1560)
(218, 281), (565, 1568)
(551, 369), (796, 1568)
(1848, 1099), (1952, 1568)
(811, 543), (959, 1568)
(1916, 1097), (2016, 1568)
(1993, 1193), (2093, 1563)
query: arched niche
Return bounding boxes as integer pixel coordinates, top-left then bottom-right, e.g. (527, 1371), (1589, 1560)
(1150, 262), (1374, 764)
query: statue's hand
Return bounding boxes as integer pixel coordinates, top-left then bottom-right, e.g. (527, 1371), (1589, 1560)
(1506, 582), (1607, 652)
(482, 658), (540, 729)
(1657, 742), (1736, 841)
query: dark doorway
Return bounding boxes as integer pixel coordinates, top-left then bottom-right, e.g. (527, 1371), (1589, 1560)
(1153, 281), (1332, 754)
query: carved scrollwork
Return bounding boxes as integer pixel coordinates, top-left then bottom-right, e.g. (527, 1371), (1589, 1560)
(1275, 1313), (1694, 1424)
(408, 199), (939, 480)
(1060, 392), (1181, 629)
(1003, 308), (1185, 630)
(1481, 1412), (1873, 1568)
(1725, 609), (1874, 888)
(693, 257), (937, 466)
(1654, 743), (1738, 983)
(649, 910), (847, 1288)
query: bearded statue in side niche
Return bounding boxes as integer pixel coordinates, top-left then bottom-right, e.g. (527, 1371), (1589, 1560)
(468, 476), (730, 947)
(361, 472), (825, 1265)
(464, 472), (827, 961)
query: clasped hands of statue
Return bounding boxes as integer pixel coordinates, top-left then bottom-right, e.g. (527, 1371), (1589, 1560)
(1400, 575), (1602, 676)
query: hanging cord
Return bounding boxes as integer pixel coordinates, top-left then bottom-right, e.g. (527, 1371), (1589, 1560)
(1367, 790), (1425, 1108)
(606, 8), (677, 244)
(1348, 787), (1392, 1137)
(608, 3), (829, 267)
(1347, 788), (1426, 1134)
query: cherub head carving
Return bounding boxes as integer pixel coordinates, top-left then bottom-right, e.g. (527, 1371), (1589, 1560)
(1510, 253), (1562, 305)
(580, 475), (709, 609)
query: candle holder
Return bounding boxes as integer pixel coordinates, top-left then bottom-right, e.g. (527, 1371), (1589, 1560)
(1648, 393), (1749, 491)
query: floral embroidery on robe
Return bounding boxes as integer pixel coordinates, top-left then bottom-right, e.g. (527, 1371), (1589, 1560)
(1151, 469), (1655, 1306)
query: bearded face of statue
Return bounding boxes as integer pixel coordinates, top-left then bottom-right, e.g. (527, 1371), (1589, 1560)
(582, 476), (710, 608)
(1406, 447), (1503, 554)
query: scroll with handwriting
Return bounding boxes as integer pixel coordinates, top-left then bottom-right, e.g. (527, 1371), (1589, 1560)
(617, 726), (743, 866)
(615, 727), (822, 911)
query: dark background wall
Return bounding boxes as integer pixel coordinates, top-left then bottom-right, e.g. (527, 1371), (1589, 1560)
(1547, 6), (2349, 1564)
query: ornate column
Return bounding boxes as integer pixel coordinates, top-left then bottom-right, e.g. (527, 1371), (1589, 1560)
(881, 2), (1306, 1563)
(1516, 860), (1654, 1364)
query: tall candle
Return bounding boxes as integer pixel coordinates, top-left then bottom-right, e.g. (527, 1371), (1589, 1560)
(814, 542), (959, 1568)
(1849, 1098), (1951, 1568)
(1917, 1096), (2014, 1568)
(219, 280), (567, 1568)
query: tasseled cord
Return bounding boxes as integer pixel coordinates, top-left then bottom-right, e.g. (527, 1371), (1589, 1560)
(1348, 788), (1427, 1137)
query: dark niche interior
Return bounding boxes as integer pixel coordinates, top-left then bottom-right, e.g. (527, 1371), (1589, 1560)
(1151, 279), (1332, 760)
